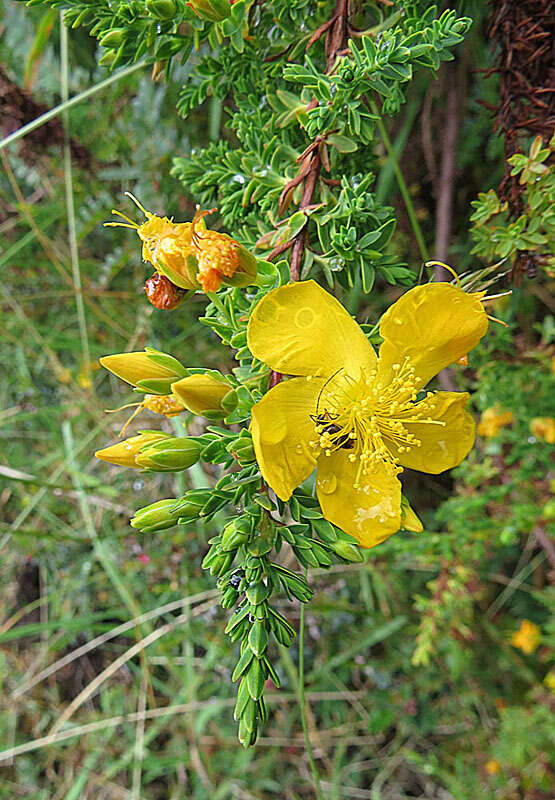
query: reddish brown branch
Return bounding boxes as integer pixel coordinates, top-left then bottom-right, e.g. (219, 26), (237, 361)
(285, 0), (350, 282)
(482, 0), (554, 283)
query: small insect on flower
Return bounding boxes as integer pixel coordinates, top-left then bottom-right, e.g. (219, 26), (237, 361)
(309, 370), (354, 450)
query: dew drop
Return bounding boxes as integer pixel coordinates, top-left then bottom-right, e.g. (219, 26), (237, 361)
(318, 474), (337, 495)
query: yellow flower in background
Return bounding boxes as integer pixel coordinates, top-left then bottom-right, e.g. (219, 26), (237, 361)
(544, 670), (555, 691)
(510, 620), (541, 654)
(530, 417), (555, 444)
(248, 280), (488, 548)
(485, 760), (501, 775)
(477, 406), (514, 438)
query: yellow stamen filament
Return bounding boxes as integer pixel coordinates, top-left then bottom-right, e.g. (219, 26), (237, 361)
(105, 394), (184, 437)
(191, 207), (218, 247)
(312, 360), (446, 487)
(425, 260), (462, 289)
(485, 313), (508, 328)
(482, 291), (512, 303)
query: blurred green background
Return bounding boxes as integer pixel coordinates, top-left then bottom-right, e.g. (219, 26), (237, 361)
(0, 1), (553, 798)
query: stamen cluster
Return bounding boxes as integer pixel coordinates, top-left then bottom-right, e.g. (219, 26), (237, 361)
(311, 359), (445, 486)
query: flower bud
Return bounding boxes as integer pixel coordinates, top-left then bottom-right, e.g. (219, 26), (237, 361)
(100, 28), (126, 47)
(171, 373), (235, 419)
(130, 498), (181, 532)
(331, 539), (363, 562)
(221, 521), (250, 552)
(400, 497), (423, 533)
(188, 0), (231, 22)
(100, 348), (187, 394)
(146, 0), (177, 20)
(99, 50), (117, 67)
(135, 437), (201, 472)
(95, 432), (170, 468)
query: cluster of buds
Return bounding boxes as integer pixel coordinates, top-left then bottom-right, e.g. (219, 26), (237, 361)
(96, 348), (238, 468)
(105, 194), (257, 301)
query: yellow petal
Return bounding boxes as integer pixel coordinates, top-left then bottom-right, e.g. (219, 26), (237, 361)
(171, 374), (231, 416)
(247, 280), (377, 378)
(390, 391), (475, 474)
(251, 377), (325, 501)
(100, 352), (179, 387)
(316, 452), (401, 548)
(95, 432), (168, 467)
(377, 283), (488, 386)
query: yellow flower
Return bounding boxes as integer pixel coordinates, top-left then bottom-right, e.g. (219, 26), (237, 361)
(247, 280), (488, 548)
(477, 406), (514, 438)
(544, 670), (555, 691)
(510, 619), (541, 654)
(95, 432), (169, 467)
(485, 760), (500, 775)
(530, 417), (555, 444)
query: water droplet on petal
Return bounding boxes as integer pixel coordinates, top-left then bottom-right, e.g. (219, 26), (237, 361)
(318, 474), (337, 495)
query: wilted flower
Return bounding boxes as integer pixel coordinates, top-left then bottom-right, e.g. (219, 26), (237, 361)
(106, 194), (257, 294)
(248, 280), (488, 548)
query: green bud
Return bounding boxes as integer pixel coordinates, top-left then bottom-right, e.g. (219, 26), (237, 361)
(177, 502), (202, 523)
(130, 498), (180, 532)
(332, 540), (363, 563)
(188, 0), (231, 22)
(135, 438), (201, 472)
(98, 50), (116, 67)
(221, 521), (250, 552)
(99, 28), (125, 47)
(146, 0), (177, 20)
(246, 582), (270, 605)
(248, 621), (268, 657)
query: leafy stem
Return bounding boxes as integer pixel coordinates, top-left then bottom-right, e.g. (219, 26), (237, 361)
(299, 575), (326, 800)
